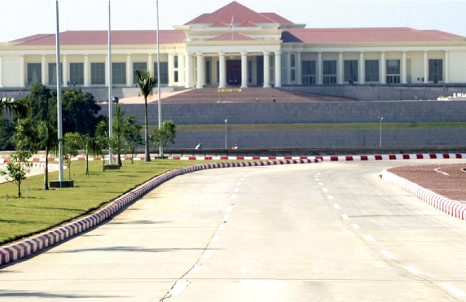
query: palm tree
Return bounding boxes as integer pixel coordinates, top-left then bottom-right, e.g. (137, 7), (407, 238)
(37, 121), (58, 190)
(81, 134), (101, 176)
(112, 105), (125, 167)
(95, 119), (109, 171)
(135, 69), (156, 162)
(0, 97), (28, 119)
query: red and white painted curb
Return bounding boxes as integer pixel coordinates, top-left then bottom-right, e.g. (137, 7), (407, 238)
(382, 169), (466, 222)
(29, 163), (65, 170)
(174, 153), (466, 161)
(0, 158), (319, 267)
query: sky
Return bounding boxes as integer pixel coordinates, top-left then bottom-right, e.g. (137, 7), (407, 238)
(1, 0), (466, 42)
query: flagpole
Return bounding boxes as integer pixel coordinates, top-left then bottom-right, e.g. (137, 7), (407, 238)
(55, 0), (64, 184)
(108, 0), (113, 165)
(157, 0), (162, 157)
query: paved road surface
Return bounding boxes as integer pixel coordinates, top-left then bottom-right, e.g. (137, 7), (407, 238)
(0, 165), (54, 184)
(0, 160), (465, 301)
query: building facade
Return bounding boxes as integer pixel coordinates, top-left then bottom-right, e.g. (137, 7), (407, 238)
(1, 1), (466, 90)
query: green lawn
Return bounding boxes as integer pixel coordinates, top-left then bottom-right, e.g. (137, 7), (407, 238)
(0, 159), (206, 245)
(151, 122), (466, 132)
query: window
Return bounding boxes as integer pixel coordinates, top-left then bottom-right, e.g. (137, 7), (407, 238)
(302, 61), (316, 86)
(206, 61), (211, 84)
(291, 70), (296, 82)
(91, 63), (105, 85)
(344, 60), (358, 82)
(365, 60), (379, 82)
(269, 55), (274, 83)
(248, 60), (253, 83)
(429, 59), (443, 82)
(174, 71), (179, 83)
(154, 62), (168, 84)
(112, 62), (126, 85)
(174, 56), (179, 68)
(133, 62), (147, 84)
(281, 54), (286, 84)
(48, 63), (62, 85)
(27, 63), (42, 86)
(323, 60), (337, 84)
(290, 54), (297, 82)
(291, 54), (296, 68)
(70, 63), (84, 85)
(386, 60), (400, 83)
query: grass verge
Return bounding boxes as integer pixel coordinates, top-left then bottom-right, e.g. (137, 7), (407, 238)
(0, 159), (207, 245)
(151, 122), (466, 132)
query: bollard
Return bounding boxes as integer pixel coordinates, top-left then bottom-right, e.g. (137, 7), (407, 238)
(6, 194), (8, 202)
(26, 186), (30, 198)
(74, 173), (76, 183)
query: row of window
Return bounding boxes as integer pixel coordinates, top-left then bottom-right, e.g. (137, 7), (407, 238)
(300, 59), (444, 84)
(27, 62), (170, 86)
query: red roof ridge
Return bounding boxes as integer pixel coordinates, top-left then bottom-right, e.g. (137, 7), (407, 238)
(209, 32), (257, 41)
(260, 12), (294, 24)
(239, 20), (259, 27)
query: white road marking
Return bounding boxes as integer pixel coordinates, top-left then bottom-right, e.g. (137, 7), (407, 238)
(434, 168), (449, 176)
(169, 280), (190, 295)
(322, 188), (328, 192)
(231, 195), (236, 200)
(236, 182), (241, 186)
(318, 182), (323, 186)
(404, 267), (423, 274)
(243, 175), (248, 177)
(188, 266), (203, 274)
(351, 224), (360, 229)
(328, 195), (334, 200)
(227, 205), (233, 212)
(440, 283), (466, 296)
(317, 173), (321, 176)
(233, 188), (239, 192)
(223, 214), (229, 222)
(239, 178), (244, 181)
(211, 236), (220, 242)
(364, 235), (376, 242)
(341, 214), (349, 220)
(381, 251), (395, 259)
(315, 178), (320, 181)
(202, 250), (213, 258)
(218, 224), (226, 230)
(334, 204), (341, 210)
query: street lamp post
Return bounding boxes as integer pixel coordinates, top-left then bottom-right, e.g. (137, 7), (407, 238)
(378, 116), (384, 148)
(156, 0), (162, 158)
(225, 119), (228, 149)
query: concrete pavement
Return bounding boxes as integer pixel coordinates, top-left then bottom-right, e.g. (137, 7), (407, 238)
(1, 160), (466, 301)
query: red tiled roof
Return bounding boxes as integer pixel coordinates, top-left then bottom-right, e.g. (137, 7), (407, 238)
(261, 13), (294, 25)
(209, 33), (257, 41)
(282, 27), (465, 44)
(12, 30), (186, 46)
(187, 1), (276, 25)
(239, 21), (259, 28)
(210, 21), (230, 28)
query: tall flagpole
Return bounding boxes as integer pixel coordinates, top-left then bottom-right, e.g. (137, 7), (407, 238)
(108, 0), (113, 165)
(55, 0), (64, 184)
(157, 0), (162, 157)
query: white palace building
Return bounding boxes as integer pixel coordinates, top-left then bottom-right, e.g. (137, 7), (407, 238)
(1, 1), (466, 90)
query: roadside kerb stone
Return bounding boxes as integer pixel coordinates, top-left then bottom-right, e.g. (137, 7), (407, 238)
(0, 158), (320, 267)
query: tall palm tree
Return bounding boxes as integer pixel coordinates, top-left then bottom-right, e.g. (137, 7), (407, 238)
(37, 121), (58, 190)
(0, 97), (28, 119)
(135, 69), (156, 162)
(112, 104), (125, 167)
(81, 134), (101, 176)
(95, 119), (109, 171)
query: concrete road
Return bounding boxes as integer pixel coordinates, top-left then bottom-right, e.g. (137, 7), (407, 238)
(0, 165), (56, 184)
(0, 160), (465, 301)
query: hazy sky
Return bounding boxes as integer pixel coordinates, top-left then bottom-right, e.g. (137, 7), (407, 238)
(1, 0), (466, 42)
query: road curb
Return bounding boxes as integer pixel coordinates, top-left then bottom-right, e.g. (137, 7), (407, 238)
(0, 158), (320, 267)
(382, 168), (466, 222)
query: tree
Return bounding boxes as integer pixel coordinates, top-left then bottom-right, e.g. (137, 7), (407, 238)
(123, 115), (142, 164)
(111, 105), (126, 167)
(95, 119), (109, 172)
(0, 152), (31, 198)
(150, 120), (176, 158)
(37, 121), (58, 190)
(63, 132), (81, 180)
(0, 97), (28, 118)
(0, 116), (15, 150)
(81, 134), (101, 176)
(135, 69), (156, 162)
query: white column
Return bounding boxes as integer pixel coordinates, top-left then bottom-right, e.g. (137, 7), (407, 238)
(168, 53), (175, 86)
(359, 52), (365, 84)
(196, 52), (203, 89)
(0, 56), (3, 87)
(219, 52), (226, 89)
(41, 55), (47, 85)
(445, 51), (450, 84)
(148, 54), (153, 76)
(62, 55), (68, 87)
(241, 51), (248, 88)
(126, 55), (132, 86)
(263, 52), (271, 88)
(84, 55), (90, 87)
(338, 52), (344, 85)
(178, 54), (185, 87)
(185, 52), (192, 88)
(424, 51), (429, 83)
(401, 51), (407, 84)
(317, 52), (323, 85)
(380, 52), (386, 84)
(286, 52), (291, 85)
(275, 51), (282, 88)
(20, 56), (25, 87)
(297, 51), (302, 85)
